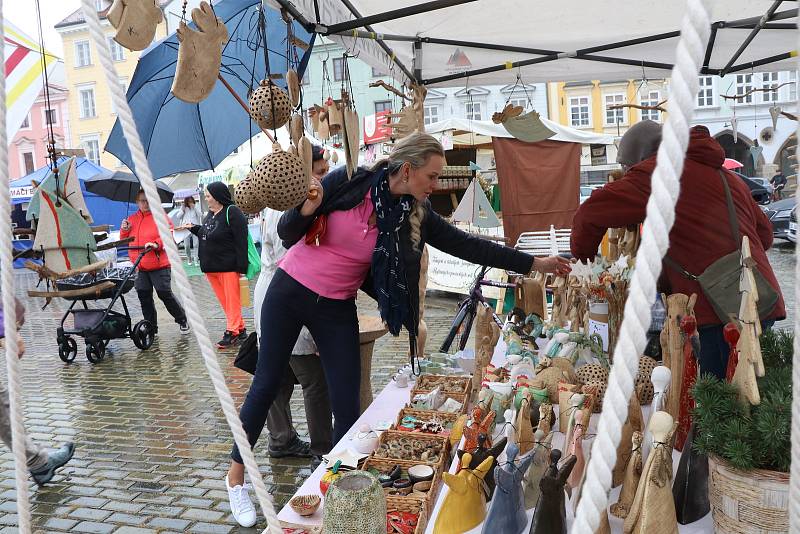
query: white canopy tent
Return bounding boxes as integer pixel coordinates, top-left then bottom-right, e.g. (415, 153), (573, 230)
(268, 0), (796, 87)
(425, 117), (615, 145)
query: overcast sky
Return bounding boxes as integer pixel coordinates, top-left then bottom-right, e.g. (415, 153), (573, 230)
(5, 1), (82, 57)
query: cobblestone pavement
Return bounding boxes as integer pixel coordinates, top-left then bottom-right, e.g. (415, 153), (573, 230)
(0, 270), (459, 533)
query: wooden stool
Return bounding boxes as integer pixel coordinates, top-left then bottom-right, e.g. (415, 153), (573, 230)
(358, 315), (388, 413)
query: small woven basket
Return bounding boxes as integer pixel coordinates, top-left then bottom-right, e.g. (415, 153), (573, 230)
(362, 457), (442, 510)
(393, 408), (459, 434)
(386, 495), (429, 534)
(373, 430), (450, 472)
(415, 375), (472, 396)
(708, 454), (789, 534)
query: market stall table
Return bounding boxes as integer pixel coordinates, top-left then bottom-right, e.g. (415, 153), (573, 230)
(358, 315), (389, 412)
(278, 340), (713, 533)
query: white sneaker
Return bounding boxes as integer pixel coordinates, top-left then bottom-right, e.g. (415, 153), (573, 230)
(226, 474), (257, 527)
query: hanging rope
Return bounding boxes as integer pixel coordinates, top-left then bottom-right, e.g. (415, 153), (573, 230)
(571, 0), (711, 531)
(77, 2), (281, 533)
(790, 13), (800, 532)
(0, 0), (33, 531)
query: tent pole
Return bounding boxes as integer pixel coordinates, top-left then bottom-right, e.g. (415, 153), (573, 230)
(269, 0), (315, 32)
(576, 31), (681, 55)
(322, 0), (478, 34)
(720, 0), (786, 76)
(724, 50), (798, 73)
(413, 40), (423, 82)
(577, 55), (674, 70)
(702, 22), (720, 70)
(337, 0), (417, 82)
(722, 7), (796, 28)
(423, 54), (563, 85)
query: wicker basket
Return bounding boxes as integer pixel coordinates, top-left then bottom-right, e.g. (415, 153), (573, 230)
(410, 381), (470, 414)
(415, 375), (472, 396)
(708, 454), (789, 533)
(363, 457), (442, 510)
(393, 408), (459, 435)
(386, 495), (429, 534)
(372, 430), (450, 471)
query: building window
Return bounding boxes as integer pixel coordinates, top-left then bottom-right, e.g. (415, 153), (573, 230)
(109, 37), (125, 61)
(508, 98), (529, 111)
(424, 105), (440, 125)
(465, 101), (482, 120)
(43, 108), (57, 126)
(735, 74), (753, 104)
(75, 40), (91, 67)
(569, 96), (590, 127)
(81, 136), (101, 165)
(760, 72), (779, 103)
(374, 100), (391, 114)
(697, 76), (714, 107)
(79, 87), (96, 118)
(640, 90), (661, 122)
(604, 93), (625, 126)
(372, 67), (385, 77)
(788, 71), (798, 102)
(332, 58), (348, 81)
(22, 152), (35, 174)
(19, 114), (30, 129)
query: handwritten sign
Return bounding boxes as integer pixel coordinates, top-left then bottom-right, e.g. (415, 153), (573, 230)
(427, 245), (506, 299)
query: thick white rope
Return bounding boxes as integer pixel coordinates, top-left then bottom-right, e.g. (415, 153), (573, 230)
(571, 0), (710, 531)
(0, 0), (32, 531)
(790, 18), (800, 533)
(78, 4), (281, 533)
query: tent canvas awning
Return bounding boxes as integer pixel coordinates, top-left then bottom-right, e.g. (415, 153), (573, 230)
(426, 117), (615, 145)
(271, 0), (797, 86)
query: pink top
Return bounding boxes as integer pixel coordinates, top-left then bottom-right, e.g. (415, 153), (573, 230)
(280, 190), (377, 300)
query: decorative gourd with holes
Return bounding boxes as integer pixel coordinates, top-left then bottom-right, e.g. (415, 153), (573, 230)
(249, 80), (292, 130)
(240, 143), (309, 212)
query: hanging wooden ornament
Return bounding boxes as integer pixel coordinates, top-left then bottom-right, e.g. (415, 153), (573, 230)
(331, 150), (339, 164)
(749, 144), (764, 166)
(326, 100), (343, 134)
(172, 1), (228, 103)
(107, 0), (163, 51)
(731, 116), (739, 143)
(342, 107), (361, 178)
(323, 148), (330, 161)
(770, 105), (782, 130)
(249, 80), (292, 130)
(317, 108), (331, 140)
(246, 143), (309, 211)
(298, 137), (313, 182)
(234, 177), (267, 214)
(289, 114), (304, 147)
(286, 69), (301, 108)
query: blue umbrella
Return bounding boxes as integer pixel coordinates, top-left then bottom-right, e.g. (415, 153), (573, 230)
(105, 0), (315, 178)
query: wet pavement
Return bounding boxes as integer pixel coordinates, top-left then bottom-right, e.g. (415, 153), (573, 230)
(0, 268), (458, 533)
(0, 242), (795, 533)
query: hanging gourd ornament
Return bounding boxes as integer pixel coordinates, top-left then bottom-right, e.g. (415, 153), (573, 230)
(234, 177), (267, 215)
(249, 80), (292, 130)
(331, 151), (339, 164)
(323, 149), (331, 161)
(247, 143), (309, 211)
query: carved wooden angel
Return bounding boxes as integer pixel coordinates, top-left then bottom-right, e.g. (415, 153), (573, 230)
(610, 431), (643, 518)
(660, 293), (697, 422)
(107, 0), (162, 51)
(172, 1), (228, 103)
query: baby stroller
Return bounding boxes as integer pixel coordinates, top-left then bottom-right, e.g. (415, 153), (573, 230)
(55, 246), (156, 363)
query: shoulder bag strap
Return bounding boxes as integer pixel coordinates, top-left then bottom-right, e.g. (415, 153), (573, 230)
(663, 168), (740, 280)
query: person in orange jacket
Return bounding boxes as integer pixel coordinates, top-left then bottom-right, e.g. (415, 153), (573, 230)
(121, 189), (189, 334)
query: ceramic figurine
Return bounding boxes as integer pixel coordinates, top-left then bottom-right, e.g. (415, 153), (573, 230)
(523, 429), (553, 509)
(612, 386), (643, 487)
(516, 392), (536, 455)
(562, 392), (585, 439)
(660, 293), (697, 423)
(434, 453), (494, 534)
(672, 423), (709, 525)
(623, 412), (679, 534)
(352, 424), (379, 454)
(482, 442), (535, 534)
(458, 434), (507, 499)
(172, 1), (228, 103)
(645, 366), (671, 461)
(529, 450), (577, 534)
(537, 403), (555, 435)
(107, 0), (163, 51)
(463, 406), (496, 451)
(531, 357), (571, 403)
(610, 431), (643, 518)
(322, 471), (386, 534)
(566, 410), (586, 492)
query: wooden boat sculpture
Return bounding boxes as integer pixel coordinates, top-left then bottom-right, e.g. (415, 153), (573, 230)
(27, 157), (92, 224)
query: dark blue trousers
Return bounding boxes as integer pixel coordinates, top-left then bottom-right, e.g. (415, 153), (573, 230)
(231, 268), (360, 463)
(697, 320), (774, 380)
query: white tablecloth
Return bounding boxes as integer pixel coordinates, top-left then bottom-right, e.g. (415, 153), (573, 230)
(277, 341), (714, 533)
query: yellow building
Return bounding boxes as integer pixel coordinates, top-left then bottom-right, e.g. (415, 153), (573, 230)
(55, 0), (171, 170)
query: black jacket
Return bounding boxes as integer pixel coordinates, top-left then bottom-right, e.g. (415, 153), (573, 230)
(190, 204), (249, 274)
(279, 165), (534, 338)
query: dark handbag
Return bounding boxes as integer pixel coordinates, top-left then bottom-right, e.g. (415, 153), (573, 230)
(304, 214), (327, 246)
(234, 332), (259, 375)
(664, 170), (779, 323)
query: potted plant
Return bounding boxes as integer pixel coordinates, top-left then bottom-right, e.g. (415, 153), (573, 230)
(691, 328), (791, 533)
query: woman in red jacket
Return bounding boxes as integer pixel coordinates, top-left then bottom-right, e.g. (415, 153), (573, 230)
(121, 190), (189, 334)
(571, 122), (785, 379)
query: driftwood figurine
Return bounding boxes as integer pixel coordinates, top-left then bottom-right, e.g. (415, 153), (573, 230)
(660, 293), (697, 422)
(610, 431), (643, 518)
(516, 276), (548, 320)
(523, 429), (553, 509)
(565, 409), (586, 493)
(434, 453), (494, 534)
(474, 303), (500, 393)
(548, 275), (569, 327)
(482, 442), (534, 534)
(732, 236), (765, 405)
(612, 385), (644, 487)
(107, 0), (163, 51)
(172, 1), (228, 103)
(530, 450), (577, 534)
(623, 412), (679, 534)
(516, 391), (536, 456)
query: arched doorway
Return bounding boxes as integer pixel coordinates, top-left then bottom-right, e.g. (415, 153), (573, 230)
(715, 131), (756, 176)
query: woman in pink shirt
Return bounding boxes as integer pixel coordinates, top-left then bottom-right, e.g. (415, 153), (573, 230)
(224, 133), (570, 526)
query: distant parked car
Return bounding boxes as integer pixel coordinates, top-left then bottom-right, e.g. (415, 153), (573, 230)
(788, 207), (797, 243)
(579, 184), (602, 204)
(748, 177), (774, 197)
(763, 198), (796, 240)
(732, 171), (771, 205)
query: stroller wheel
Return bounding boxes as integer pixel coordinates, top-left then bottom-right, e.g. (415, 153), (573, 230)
(132, 320), (156, 350)
(58, 337), (77, 363)
(86, 342), (105, 363)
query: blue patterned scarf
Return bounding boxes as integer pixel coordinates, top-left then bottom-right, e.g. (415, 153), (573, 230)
(371, 167), (414, 336)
